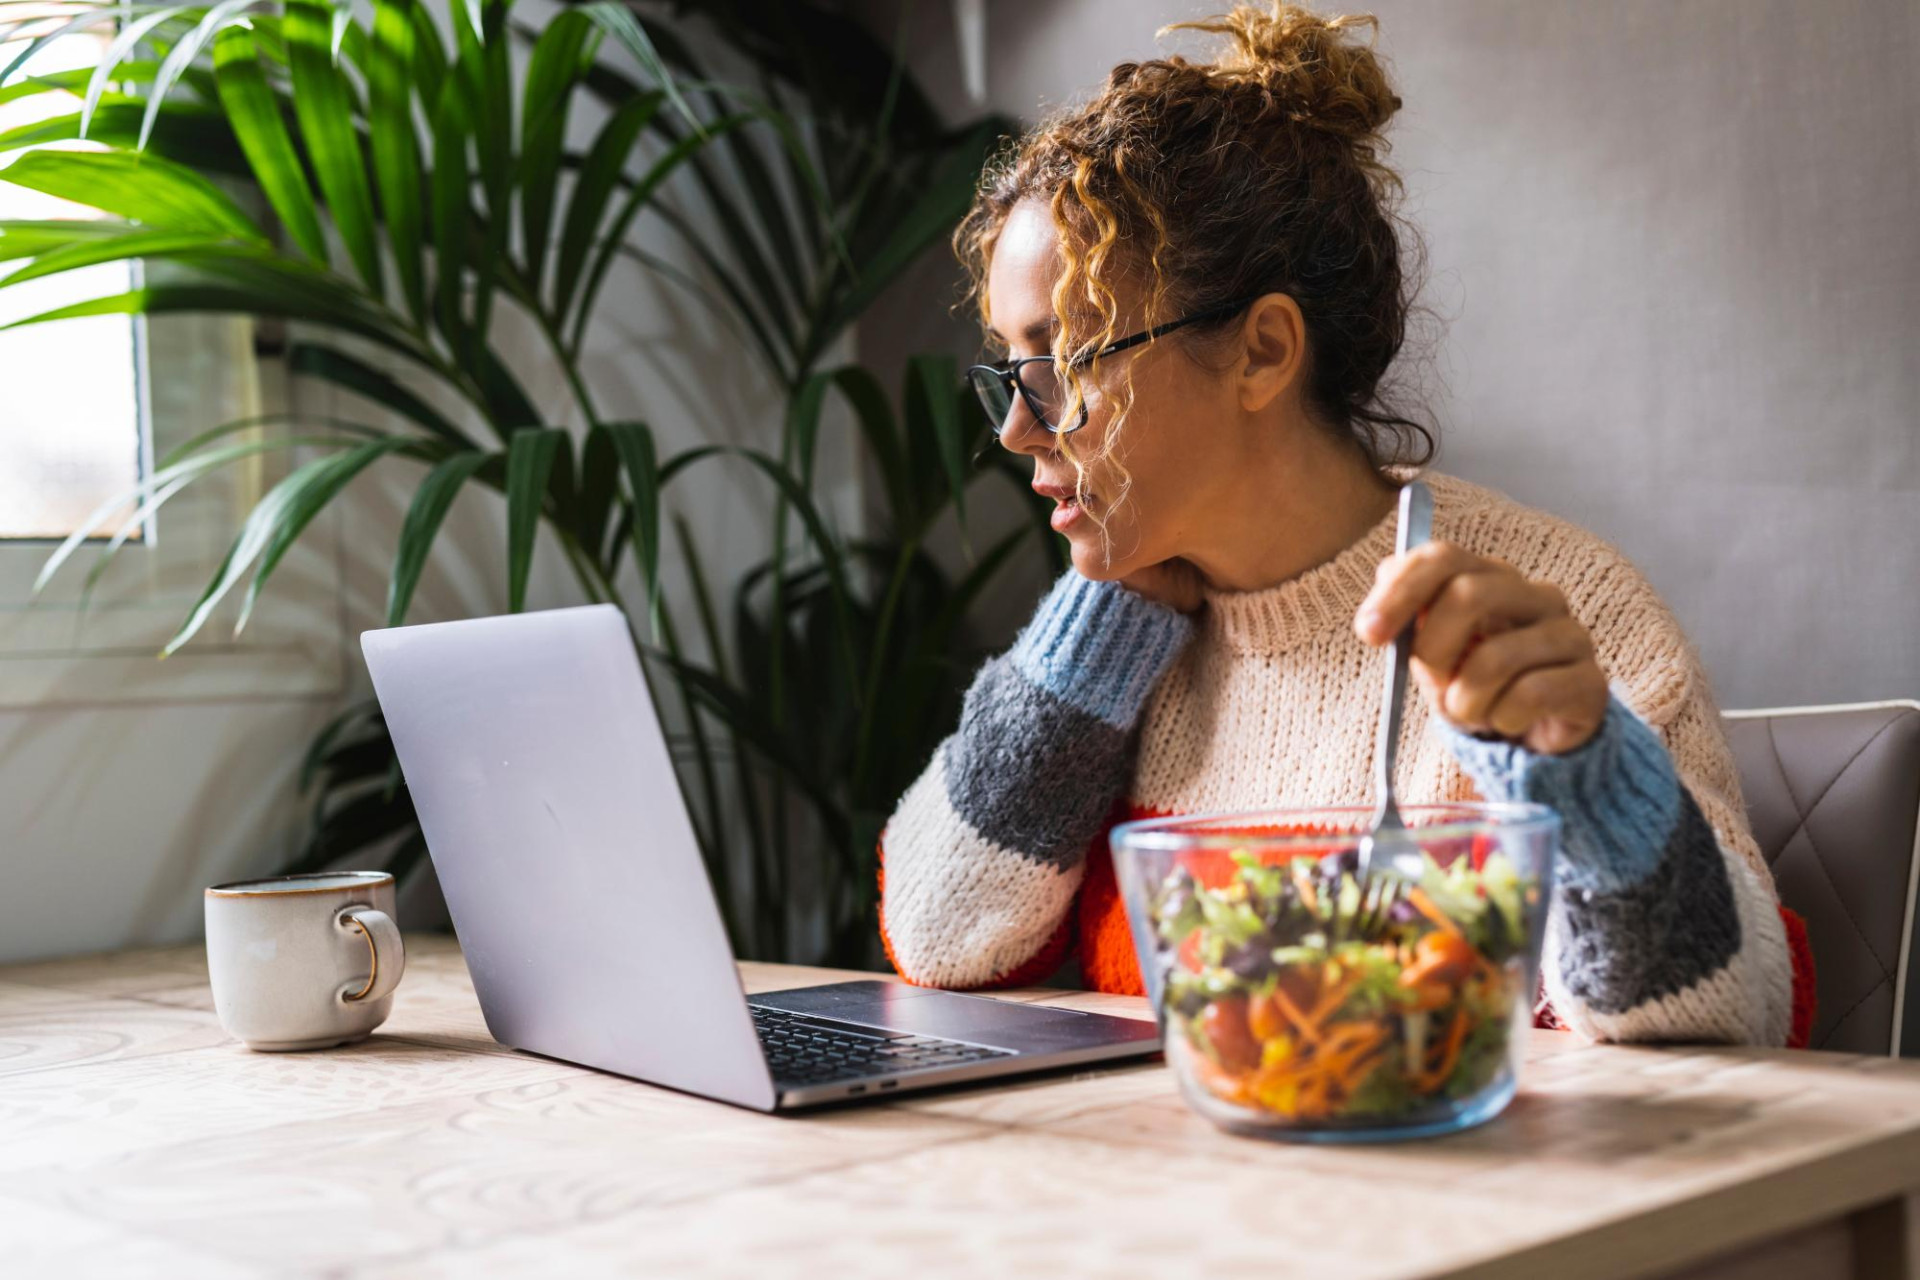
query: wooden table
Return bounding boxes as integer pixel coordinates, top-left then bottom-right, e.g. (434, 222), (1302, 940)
(2, 934), (1918, 1279)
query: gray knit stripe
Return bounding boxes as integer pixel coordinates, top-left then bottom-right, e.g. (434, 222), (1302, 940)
(1552, 790), (1742, 1015)
(940, 655), (1136, 871)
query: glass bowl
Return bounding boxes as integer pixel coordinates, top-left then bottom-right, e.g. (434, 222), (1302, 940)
(1112, 803), (1559, 1143)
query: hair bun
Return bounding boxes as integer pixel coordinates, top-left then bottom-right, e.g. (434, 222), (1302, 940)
(1161, 3), (1402, 139)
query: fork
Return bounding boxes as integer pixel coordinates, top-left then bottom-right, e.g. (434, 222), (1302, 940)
(1347, 480), (1435, 940)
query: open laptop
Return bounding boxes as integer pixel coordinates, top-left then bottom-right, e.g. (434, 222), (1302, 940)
(361, 603), (1161, 1112)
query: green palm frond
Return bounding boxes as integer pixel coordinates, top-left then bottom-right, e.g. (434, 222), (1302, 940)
(4, 0), (1044, 966)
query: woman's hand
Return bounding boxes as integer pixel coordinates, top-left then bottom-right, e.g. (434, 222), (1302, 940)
(1354, 543), (1609, 755)
(1120, 557), (1205, 614)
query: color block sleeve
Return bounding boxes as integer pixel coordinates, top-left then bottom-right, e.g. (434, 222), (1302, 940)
(878, 572), (1196, 989)
(1441, 693), (1795, 1046)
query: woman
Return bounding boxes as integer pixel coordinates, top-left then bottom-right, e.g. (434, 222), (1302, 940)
(878, 3), (1813, 1045)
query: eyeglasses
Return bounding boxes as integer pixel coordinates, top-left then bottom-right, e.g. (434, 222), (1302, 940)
(964, 293), (1263, 436)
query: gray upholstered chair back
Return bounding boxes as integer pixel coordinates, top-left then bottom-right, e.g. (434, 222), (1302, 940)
(1722, 702), (1920, 1057)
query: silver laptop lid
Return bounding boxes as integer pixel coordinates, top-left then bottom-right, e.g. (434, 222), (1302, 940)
(362, 604), (776, 1111)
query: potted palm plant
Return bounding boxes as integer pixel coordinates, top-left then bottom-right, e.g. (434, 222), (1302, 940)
(0, 0), (1054, 965)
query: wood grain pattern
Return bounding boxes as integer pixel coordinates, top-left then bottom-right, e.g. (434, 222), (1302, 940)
(0, 935), (1915, 1280)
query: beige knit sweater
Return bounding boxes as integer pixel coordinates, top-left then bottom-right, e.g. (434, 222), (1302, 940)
(879, 471), (1802, 1046)
(1138, 473), (1761, 870)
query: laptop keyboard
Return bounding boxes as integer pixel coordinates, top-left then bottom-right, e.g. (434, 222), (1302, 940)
(750, 1005), (1014, 1085)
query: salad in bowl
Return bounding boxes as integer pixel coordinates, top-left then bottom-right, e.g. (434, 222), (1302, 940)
(1112, 804), (1558, 1142)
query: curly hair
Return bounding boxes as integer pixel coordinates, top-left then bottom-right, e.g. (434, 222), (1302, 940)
(953, 2), (1432, 519)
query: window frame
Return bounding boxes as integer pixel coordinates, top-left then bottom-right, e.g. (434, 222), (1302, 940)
(0, 265), (154, 549)
(0, 312), (351, 708)
(0, 18), (351, 708)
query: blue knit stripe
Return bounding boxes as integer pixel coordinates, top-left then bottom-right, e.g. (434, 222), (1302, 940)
(1007, 572), (1196, 729)
(1439, 695), (1683, 896)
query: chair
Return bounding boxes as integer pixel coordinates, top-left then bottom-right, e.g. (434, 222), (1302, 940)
(1722, 701), (1920, 1057)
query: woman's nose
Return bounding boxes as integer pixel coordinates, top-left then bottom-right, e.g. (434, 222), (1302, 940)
(997, 398), (1052, 457)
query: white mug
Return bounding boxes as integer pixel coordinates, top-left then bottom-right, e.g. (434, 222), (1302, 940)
(203, 871), (406, 1051)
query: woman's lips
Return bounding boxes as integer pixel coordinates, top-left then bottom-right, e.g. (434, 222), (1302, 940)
(1035, 482), (1090, 533)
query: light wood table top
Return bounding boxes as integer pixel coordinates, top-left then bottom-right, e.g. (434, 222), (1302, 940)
(2, 933), (1918, 1279)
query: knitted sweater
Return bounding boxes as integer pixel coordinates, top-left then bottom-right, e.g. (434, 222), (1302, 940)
(878, 472), (1814, 1047)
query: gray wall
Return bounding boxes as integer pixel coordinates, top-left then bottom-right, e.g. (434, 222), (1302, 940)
(858, 0), (1918, 709)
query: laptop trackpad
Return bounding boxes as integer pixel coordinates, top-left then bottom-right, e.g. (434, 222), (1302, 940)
(752, 981), (1145, 1052)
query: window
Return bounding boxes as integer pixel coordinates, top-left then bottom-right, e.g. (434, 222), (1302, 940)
(0, 22), (344, 706)
(0, 23), (148, 542)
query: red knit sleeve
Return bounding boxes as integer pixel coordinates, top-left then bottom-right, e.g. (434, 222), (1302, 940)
(1781, 904), (1817, 1049)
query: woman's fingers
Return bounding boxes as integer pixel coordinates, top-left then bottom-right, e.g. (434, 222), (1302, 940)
(1413, 571), (1569, 681)
(1357, 539), (1610, 755)
(1358, 545), (1552, 645)
(1429, 616), (1595, 730)
(1356, 542), (1476, 644)
(1484, 662), (1611, 755)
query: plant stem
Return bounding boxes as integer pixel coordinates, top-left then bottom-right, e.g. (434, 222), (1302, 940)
(501, 269), (603, 430)
(555, 530), (610, 605)
(663, 631), (735, 941)
(676, 514), (771, 955)
(847, 533), (919, 808)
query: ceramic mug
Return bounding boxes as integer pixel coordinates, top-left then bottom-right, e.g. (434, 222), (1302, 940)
(203, 871), (406, 1051)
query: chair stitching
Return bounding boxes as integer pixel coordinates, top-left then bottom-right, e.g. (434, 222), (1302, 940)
(1764, 718), (1800, 844)
(1758, 719), (1798, 860)
(1772, 714), (1901, 856)
(1764, 714), (1903, 974)
(1783, 838), (1893, 979)
(1814, 974), (1890, 1050)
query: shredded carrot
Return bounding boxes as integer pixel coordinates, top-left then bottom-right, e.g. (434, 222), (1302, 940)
(1331, 1047), (1389, 1097)
(1290, 859), (1319, 913)
(1247, 1064), (1307, 1115)
(1317, 1021), (1381, 1056)
(1190, 1039), (1255, 1105)
(1406, 886), (1464, 937)
(1399, 955), (1447, 988)
(1435, 1006), (1471, 1075)
(1205, 942), (1497, 1120)
(1234, 1000), (1393, 1115)
(1401, 935), (1476, 989)
(1411, 1005), (1471, 1092)
(1305, 972), (1359, 1026)
(1266, 981), (1324, 1046)
(1321, 1026), (1388, 1083)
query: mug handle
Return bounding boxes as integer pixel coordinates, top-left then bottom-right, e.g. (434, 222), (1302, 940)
(335, 905), (406, 1004)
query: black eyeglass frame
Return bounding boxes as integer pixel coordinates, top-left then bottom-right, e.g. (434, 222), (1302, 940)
(965, 291), (1266, 435)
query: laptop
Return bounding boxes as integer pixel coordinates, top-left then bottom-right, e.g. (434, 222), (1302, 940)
(361, 603), (1162, 1112)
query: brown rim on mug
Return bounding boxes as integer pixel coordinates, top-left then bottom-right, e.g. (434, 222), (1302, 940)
(205, 871), (396, 898)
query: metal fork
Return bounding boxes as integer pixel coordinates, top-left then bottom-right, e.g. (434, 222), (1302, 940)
(1348, 480), (1435, 940)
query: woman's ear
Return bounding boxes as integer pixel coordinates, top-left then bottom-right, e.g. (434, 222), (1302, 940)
(1236, 292), (1309, 414)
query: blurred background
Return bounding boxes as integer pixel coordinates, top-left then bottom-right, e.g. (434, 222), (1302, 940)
(1, 0), (1912, 967)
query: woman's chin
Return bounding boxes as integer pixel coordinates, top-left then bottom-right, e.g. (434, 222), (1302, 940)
(1066, 542), (1142, 583)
